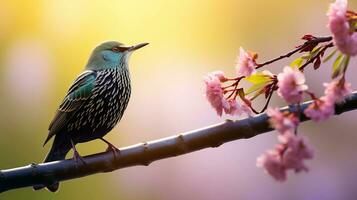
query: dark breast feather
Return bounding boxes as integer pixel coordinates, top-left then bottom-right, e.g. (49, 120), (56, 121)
(66, 68), (131, 136)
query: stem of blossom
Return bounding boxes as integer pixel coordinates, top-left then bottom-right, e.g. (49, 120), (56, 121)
(227, 76), (245, 81)
(248, 82), (277, 114)
(226, 77), (245, 99)
(305, 91), (318, 100)
(228, 84), (239, 99)
(294, 103), (302, 135)
(222, 84), (236, 90)
(224, 89), (237, 93)
(255, 36), (333, 69)
(243, 99), (259, 114)
(258, 83), (276, 113)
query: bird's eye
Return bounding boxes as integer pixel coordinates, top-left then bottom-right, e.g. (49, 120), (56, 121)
(111, 47), (120, 52)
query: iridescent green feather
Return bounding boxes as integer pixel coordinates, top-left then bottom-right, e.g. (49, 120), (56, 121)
(43, 70), (97, 145)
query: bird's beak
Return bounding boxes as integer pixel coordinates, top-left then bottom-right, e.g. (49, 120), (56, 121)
(129, 43), (149, 51)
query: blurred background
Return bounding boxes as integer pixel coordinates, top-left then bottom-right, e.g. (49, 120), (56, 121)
(0, 0), (357, 199)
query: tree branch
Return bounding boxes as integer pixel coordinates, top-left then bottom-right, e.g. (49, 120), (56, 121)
(255, 36), (333, 69)
(1, 91), (357, 193)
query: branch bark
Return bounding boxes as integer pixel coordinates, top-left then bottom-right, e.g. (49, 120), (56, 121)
(1, 91), (357, 193)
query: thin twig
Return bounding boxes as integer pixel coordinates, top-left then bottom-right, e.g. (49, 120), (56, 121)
(300, 42), (334, 71)
(256, 36), (333, 69)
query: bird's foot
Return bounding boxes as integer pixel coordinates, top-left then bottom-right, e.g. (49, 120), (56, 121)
(72, 149), (86, 166)
(106, 144), (120, 158)
(70, 139), (86, 166)
(100, 138), (120, 158)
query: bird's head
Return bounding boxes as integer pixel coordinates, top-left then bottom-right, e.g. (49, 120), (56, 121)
(86, 41), (148, 70)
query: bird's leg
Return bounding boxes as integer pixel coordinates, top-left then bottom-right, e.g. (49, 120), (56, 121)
(70, 139), (86, 165)
(100, 138), (120, 158)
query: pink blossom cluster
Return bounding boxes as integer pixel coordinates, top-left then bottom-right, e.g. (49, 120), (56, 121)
(204, 0), (356, 183)
(304, 97), (335, 122)
(277, 67), (308, 104)
(257, 133), (314, 181)
(324, 79), (352, 103)
(204, 72), (227, 116)
(327, 0), (357, 56)
(257, 108), (314, 181)
(304, 79), (351, 122)
(236, 47), (257, 77)
(267, 108), (299, 134)
(204, 71), (251, 117)
(204, 47), (258, 117)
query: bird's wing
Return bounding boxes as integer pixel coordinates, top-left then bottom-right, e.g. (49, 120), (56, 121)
(44, 70), (97, 146)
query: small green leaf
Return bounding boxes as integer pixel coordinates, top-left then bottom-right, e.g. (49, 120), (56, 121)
(301, 53), (310, 60)
(300, 47), (321, 62)
(245, 82), (267, 95)
(323, 49), (337, 63)
(290, 57), (304, 68)
(245, 73), (271, 84)
(332, 53), (344, 78)
(237, 88), (245, 99)
(342, 55), (350, 73)
(245, 72), (273, 96)
(352, 21), (357, 29)
(249, 87), (266, 101)
(308, 46), (322, 60)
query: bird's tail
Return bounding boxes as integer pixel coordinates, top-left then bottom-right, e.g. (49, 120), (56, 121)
(33, 135), (72, 192)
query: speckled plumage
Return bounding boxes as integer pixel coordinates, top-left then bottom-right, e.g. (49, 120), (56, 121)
(34, 41), (148, 192)
(67, 68), (131, 138)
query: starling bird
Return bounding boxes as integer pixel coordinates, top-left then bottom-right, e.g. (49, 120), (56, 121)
(33, 41), (148, 192)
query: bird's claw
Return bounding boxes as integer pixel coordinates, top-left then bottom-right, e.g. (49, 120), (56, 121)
(106, 145), (120, 158)
(100, 138), (120, 158)
(72, 150), (86, 166)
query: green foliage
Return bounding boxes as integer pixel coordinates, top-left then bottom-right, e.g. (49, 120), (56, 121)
(290, 46), (326, 69)
(245, 82), (268, 95)
(332, 53), (344, 78)
(245, 72), (271, 84)
(332, 53), (350, 78)
(308, 46), (322, 60)
(290, 57), (304, 68)
(244, 72), (272, 95)
(351, 20), (357, 30)
(323, 49), (337, 63)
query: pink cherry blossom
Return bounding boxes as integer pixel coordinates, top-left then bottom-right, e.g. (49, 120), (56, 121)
(204, 73), (226, 116)
(211, 71), (228, 82)
(277, 67), (308, 104)
(324, 79), (351, 103)
(236, 47), (256, 77)
(222, 99), (253, 117)
(204, 72), (252, 117)
(267, 107), (299, 134)
(239, 102), (253, 117)
(280, 133), (314, 172)
(304, 96), (335, 122)
(256, 149), (286, 181)
(304, 79), (351, 122)
(327, 0), (357, 56)
(257, 132), (314, 181)
(223, 99), (240, 115)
